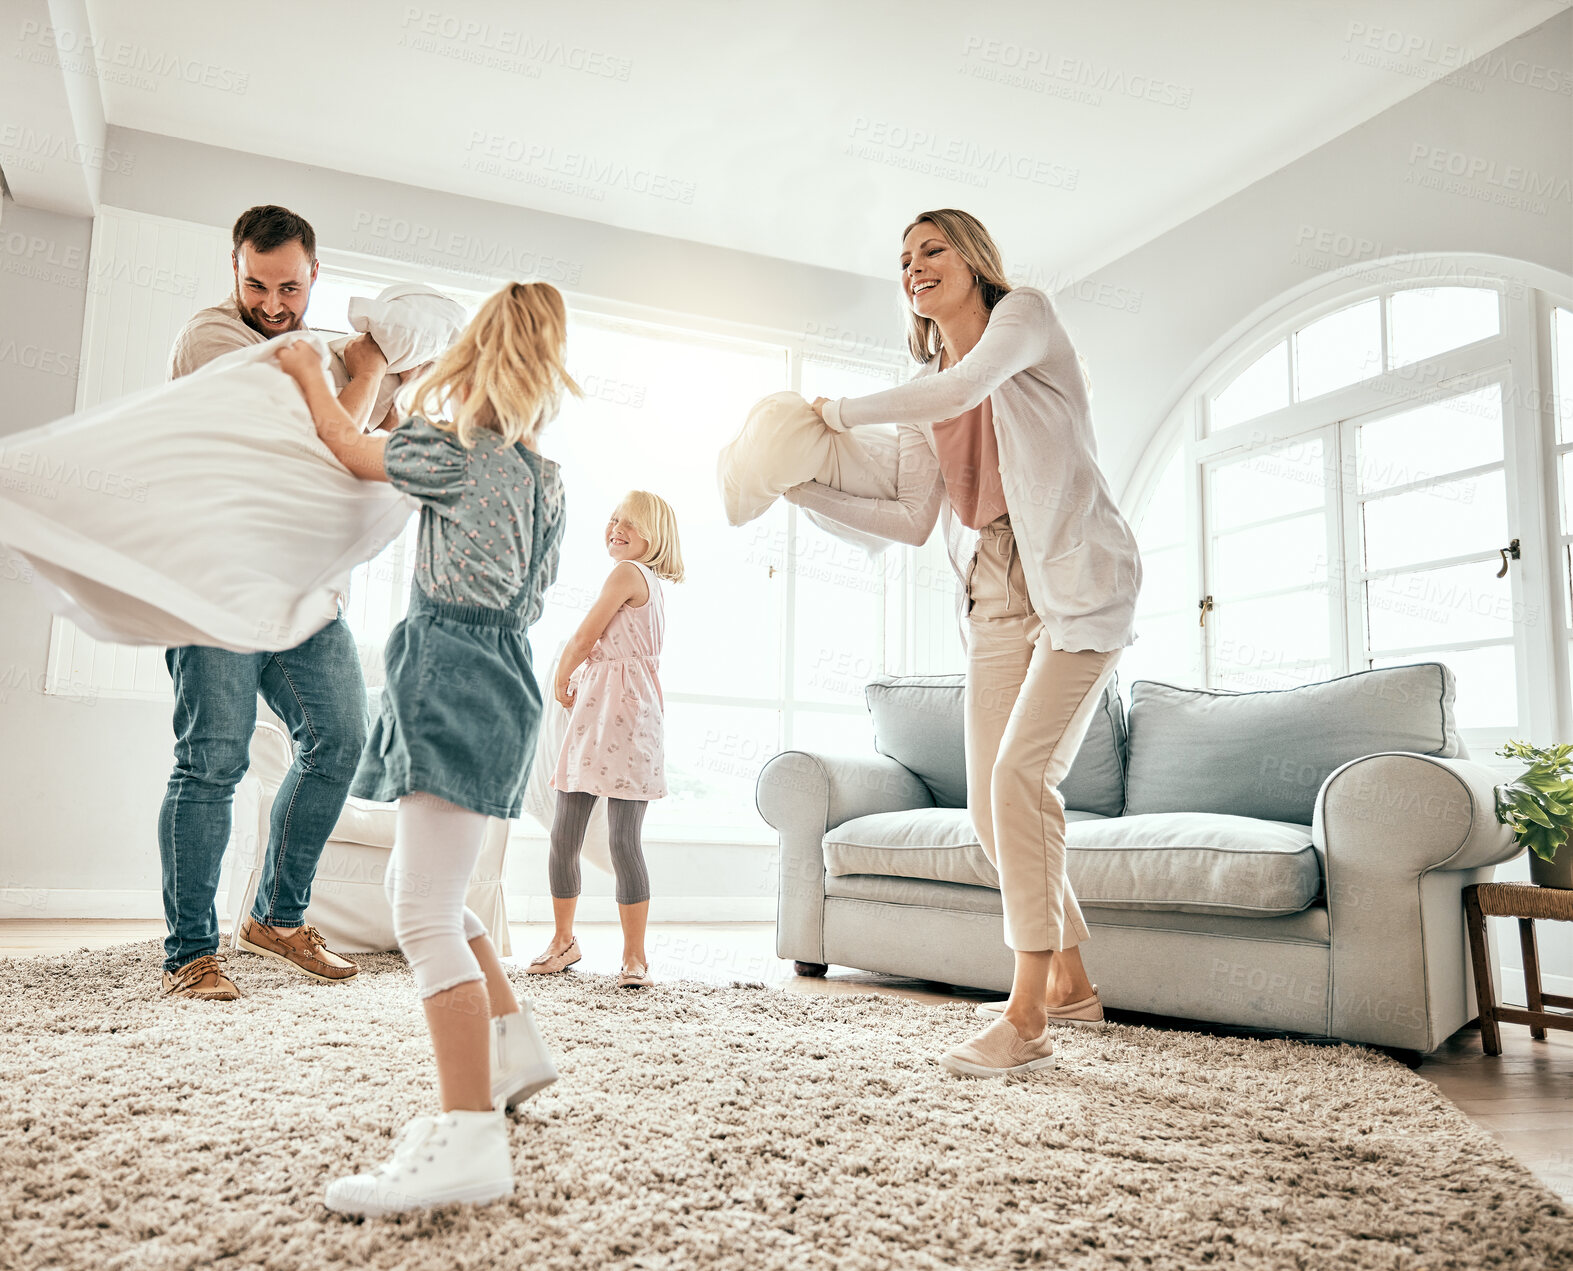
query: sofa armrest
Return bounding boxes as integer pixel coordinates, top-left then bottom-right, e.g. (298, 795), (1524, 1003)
(1314, 752), (1521, 1051)
(1314, 752), (1521, 877)
(756, 751), (932, 965)
(756, 751), (933, 837)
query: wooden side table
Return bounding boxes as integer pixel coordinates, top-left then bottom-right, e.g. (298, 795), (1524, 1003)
(1464, 882), (1573, 1056)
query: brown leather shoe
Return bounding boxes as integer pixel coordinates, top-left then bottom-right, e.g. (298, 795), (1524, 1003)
(162, 953), (242, 1000)
(235, 919), (358, 982)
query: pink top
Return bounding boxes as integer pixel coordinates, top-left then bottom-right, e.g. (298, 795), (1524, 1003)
(930, 396), (1006, 530)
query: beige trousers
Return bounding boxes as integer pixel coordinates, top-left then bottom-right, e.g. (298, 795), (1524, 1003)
(964, 517), (1121, 953)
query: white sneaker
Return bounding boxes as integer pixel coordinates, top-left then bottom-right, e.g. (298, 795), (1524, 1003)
(324, 1110), (512, 1217)
(491, 1004), (558, 1113)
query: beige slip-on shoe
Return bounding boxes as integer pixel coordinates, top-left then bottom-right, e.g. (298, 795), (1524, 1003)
(524, 937), (581, 975)
(940, 1018), (1057, 1079)
(617, 962), (653, 988)
(974, 987), (1104, 1026)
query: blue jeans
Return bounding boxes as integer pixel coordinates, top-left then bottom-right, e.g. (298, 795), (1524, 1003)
(157, 616), (368, 973)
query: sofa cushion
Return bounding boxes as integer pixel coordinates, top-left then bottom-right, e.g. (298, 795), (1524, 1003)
(864, 673), (1127, 816)
(1125, 663), (1460, 825)
(823, 808), (1320, 917)
(825, 808), (1110, 888)
(1067, 813), (1320, 916)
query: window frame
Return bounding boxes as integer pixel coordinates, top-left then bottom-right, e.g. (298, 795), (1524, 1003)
(1124, 257), (1572, 760)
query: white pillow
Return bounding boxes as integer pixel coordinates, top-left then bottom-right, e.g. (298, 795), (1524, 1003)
(328, 282), (467, 423)
(717, 390), (900, 526)
(0, 333), (414, 652)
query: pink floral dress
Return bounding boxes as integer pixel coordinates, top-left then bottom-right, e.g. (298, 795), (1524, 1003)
(551, 561), (666, 800)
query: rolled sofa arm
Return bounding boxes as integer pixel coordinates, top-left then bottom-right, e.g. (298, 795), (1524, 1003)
(756, 751), (933, 964)
(1314, 752), (1522, 1051)
(1314, 752), (1520, 876)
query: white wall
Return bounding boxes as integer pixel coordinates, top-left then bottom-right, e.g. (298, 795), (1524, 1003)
(0, 140), (904, 918)
(1057, 11), (1573, 502)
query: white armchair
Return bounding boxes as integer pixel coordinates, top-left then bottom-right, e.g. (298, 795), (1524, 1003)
(226, 713), (513, 955)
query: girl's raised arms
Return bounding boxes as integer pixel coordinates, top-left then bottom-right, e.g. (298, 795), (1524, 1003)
(553, 560), (649, 709)
(275, 339), (390, 483)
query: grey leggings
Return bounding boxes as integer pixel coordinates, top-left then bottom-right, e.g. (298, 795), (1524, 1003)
(549, 790), (650, 905)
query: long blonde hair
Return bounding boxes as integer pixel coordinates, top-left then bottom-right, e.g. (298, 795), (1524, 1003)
(901, 208), (1012, 365)
(615, 490), (684, 583)
(399, 281), (580, 448)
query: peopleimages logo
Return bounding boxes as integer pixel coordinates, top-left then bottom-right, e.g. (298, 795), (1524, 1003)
(846, 118), (1078, 190)
(0, 124), (134, 174)
(348, 211), (582, 285)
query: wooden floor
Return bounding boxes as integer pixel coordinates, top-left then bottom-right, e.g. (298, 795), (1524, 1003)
(5, 918), (1570, 1204)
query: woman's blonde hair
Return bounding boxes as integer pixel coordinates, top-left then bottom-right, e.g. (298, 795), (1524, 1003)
(901, 208), (1012, 365)
(614, 490), (684, 583)
(398, 281), (580, 449)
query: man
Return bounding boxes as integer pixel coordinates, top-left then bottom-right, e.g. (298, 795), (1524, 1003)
(159, 204), (389, 1000)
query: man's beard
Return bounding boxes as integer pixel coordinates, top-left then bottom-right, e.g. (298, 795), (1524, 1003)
(234, 288), (305, 337)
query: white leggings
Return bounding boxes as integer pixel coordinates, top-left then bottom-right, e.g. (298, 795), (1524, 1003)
(386, 791), (489, 1000)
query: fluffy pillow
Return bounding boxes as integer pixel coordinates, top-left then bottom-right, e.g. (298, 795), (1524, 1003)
(328, 283), (467, 422)
(0, 333), (414, 652)
(717, 390), (899, 526)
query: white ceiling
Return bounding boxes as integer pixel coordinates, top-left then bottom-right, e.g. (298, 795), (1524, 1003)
(75, 0), (1565, 282)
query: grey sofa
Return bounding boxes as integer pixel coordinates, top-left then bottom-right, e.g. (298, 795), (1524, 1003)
(756, 664), (1521, 1055)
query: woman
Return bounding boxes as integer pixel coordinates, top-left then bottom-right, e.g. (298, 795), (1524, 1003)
(788, 208), (1141, 1078)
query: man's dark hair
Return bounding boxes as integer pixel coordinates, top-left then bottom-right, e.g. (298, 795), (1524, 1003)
(232, 205), (316, 262)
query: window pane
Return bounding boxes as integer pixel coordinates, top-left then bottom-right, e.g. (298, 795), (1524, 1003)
(1387, 288), (1500, 369)
(1210, 438), (1328, 530)
(801, 357), (899, 402)
(1355, 387), (1503, 494)
(346, 514), (417, 673)
(1137, 544), (1191, 614)
(530, 320), (788, 702)
(1212, 589), (1331, 671)
(1362, 469), (1508, 572)
(790, 708), (875, 757)
(1374, 647), (1516, 730)
(793, 514), (883, 706)
(1213, 511), (1328, 600)
(1136, 447), (1186, 547)
(1366, 560), (1515, 651)
(1559, 307), (1573, 443)
(653, 703), (780, 834)
(1211, 341), (1288, 431)
(1213, 660), (1334, 694)
(1123, 612), (1203, 690)
(304, 272), (385, 334)
(1294, 299), (1381, 400)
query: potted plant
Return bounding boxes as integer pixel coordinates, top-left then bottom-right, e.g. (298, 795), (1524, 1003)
(1495, 741), (1573, 889)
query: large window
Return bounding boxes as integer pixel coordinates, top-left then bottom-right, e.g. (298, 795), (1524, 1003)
(321, 269), (903, 838)
(1131, 274), (1565, 753)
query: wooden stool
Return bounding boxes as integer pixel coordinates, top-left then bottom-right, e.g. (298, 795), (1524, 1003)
(1464, 882), (1573, 1056)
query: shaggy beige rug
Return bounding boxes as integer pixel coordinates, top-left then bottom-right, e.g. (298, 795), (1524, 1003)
(1, 942), (1568, 1271)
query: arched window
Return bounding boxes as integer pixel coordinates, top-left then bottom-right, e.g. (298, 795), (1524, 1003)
(1126, 262), (1573, 754)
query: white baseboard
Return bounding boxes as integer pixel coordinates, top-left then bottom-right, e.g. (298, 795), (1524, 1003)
(1497, 966), (1573, 1003)
(507, 895), (776, 923)
(0, 887), (776, 926)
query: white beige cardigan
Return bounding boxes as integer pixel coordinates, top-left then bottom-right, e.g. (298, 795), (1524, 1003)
(786, 287), (1141, 653)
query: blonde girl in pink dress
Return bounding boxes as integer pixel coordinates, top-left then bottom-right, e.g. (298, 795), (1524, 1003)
(531, 490), (683, 988)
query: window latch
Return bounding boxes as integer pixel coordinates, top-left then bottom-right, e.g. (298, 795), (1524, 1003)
(1495, 539), (1520, 579)
(1198, 594), (1214, 627)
